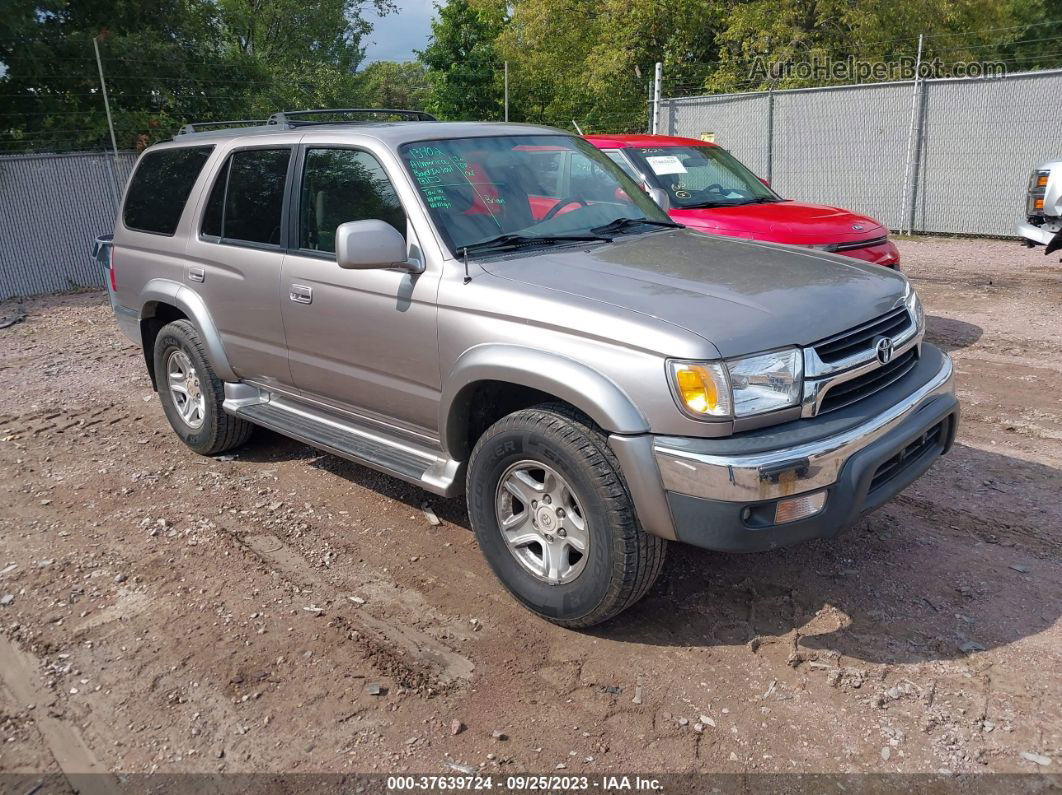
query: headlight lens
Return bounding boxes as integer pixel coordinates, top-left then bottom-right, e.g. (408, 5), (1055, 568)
(904, 283), (925, 331)
(726, 348), (803, 417)
(669, 361), (731, 417)
(669, 348), (803, 420)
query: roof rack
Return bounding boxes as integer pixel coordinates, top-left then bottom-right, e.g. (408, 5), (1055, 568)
(267, 108), (437, 125)
(176, 119), (268, 136)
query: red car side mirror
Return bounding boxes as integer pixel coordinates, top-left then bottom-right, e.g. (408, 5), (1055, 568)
(759, 177), (770, 187)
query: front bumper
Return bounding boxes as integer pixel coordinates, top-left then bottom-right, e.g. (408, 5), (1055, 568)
(1018, 220), (1061, 246)
(838, 238), (901, 269)
(612, 345), (957, 552)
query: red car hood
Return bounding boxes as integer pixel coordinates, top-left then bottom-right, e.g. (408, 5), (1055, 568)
(670, 200), (886, 245)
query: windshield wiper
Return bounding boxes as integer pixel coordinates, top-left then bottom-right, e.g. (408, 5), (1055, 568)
(590, 217), (683, 236)
(460, 233), (609, 255)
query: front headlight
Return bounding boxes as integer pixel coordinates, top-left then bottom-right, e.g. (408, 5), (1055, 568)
(904, 282), (925, 331)
(726, 348), (803, 417)
(669, 348), (803, 420)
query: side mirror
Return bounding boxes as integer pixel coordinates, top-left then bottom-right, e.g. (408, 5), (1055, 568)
(335, 220), (420, 272)
(759, 177), (770, 187)
(646, 187), (670, 211)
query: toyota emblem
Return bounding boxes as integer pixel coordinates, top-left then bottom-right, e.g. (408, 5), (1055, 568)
(876, 337), (895, 364)
(852, 223), (865, 231)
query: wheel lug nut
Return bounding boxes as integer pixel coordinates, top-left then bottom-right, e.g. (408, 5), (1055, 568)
(543, 495), (552, 505)
(558, 528), (566, 537)
(531, 501), (538, 509)
(556, 508), (565, 518)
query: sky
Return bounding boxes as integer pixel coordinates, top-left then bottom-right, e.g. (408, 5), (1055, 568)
(362, 0), (437, 63)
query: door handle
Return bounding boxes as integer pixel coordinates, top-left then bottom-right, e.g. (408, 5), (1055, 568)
(188, 267), (205, 283)
(289, 284), (313, 304)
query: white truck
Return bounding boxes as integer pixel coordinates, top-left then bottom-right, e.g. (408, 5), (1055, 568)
(1019, 161), (1062, 257)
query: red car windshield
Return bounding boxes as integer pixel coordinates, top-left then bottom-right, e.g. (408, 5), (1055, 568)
(628, 146), (780, 209)
(398, 135), (672, 254)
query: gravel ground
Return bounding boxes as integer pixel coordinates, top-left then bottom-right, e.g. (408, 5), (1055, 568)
(0, 237), (1059, 785)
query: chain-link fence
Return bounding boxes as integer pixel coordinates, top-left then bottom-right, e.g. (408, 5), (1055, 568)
(659, 68), (1062, 237)
(0, 151), (136, 298)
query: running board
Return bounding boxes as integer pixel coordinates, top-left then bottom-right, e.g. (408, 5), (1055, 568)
(222, 384), (462, 497)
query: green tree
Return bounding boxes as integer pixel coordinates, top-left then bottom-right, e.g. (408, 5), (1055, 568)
(496, 0), (725, 132)
(215, 0), (394, 72)
(0, 0), (394, 152)
(359, 61), (432, 110)
(704, 0), (1019, 91)
(419, 0), (507, 120)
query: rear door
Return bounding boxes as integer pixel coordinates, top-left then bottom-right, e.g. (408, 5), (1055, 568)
(184, 145), (296, 388)
(279, 144), (442, 434)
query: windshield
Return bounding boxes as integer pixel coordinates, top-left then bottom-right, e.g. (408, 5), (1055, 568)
(629, 146), (780, 209)
(399, 135), (674, 255)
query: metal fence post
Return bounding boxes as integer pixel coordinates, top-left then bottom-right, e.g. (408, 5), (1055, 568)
(898, 34), (924, 234)
(765, 86), (775, 184)
(652, 62), (663, 135)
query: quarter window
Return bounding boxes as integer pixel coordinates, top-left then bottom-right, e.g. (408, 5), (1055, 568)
(299, 148), (405, 253)
(201, 148), (291, 246)
(123, 146), (213, 235)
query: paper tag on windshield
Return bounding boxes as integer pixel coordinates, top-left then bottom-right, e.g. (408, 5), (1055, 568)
(644, 155), (687, 175)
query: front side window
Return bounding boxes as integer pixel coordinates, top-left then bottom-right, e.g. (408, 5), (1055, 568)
(631, 146), (779, 209)
(123, 146), (213, 235)
(299, 148), (406, 253)
(200, 148), (290, 246)
(398, 135), (672, 255)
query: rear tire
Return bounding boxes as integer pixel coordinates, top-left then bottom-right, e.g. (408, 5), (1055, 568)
(466, 403), (666, 628)
(153, 319), (253, 456)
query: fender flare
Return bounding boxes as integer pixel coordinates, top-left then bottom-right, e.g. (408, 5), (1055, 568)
(139, 279), (238, 382)
(440, 344), (649, 460)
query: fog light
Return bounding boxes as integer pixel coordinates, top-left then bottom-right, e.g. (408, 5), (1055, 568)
(774, 491), (827, 524)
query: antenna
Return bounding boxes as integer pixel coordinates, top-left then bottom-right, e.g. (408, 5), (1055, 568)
(462, 248), (471, 284)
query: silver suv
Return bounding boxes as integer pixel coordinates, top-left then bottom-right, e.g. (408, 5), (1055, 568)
(97, 110), (959, 627)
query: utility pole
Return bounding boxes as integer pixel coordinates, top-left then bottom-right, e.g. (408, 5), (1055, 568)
(899, 33), (924, 235)
(503, 61), (509, 122)
(652, 62), (663, 135)
(93, 35), (122, 205)
(93, 36), (120, 169)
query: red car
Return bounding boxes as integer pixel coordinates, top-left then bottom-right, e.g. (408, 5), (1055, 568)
(584, 134), (900, 268)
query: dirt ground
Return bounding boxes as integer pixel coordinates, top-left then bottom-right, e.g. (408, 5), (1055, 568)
(0, 237), (1059, 784)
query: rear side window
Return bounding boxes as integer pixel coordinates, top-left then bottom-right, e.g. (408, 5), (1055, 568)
(123, 146), (213, 235)
(200, 148), (291, 246)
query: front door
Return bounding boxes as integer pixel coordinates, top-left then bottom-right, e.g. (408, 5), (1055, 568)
(280, 146), (442, 436)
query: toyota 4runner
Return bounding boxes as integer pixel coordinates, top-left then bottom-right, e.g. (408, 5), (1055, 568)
(96, 109), (959, 627)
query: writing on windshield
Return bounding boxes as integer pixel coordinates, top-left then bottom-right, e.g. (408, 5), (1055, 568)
(399, 135), (671, 254)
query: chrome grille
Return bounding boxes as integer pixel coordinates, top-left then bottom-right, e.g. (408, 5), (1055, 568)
(833, 236), (888, 252)
(817, 349), (918, 414)
(813, 306), (912, 364)
(802, 305), (923, 417)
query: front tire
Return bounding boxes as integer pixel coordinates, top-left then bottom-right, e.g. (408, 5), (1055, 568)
(153, 319), (253, 456)
(466, 404), (666, 628)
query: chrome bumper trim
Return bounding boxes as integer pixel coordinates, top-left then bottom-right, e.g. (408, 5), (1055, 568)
(654, 353), (954, 503)
(1017, 221), (1059, 246)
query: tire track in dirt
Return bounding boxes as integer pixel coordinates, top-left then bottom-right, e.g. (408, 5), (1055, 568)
(0, 636), (116, 794)
(234, 530), (475, 692)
